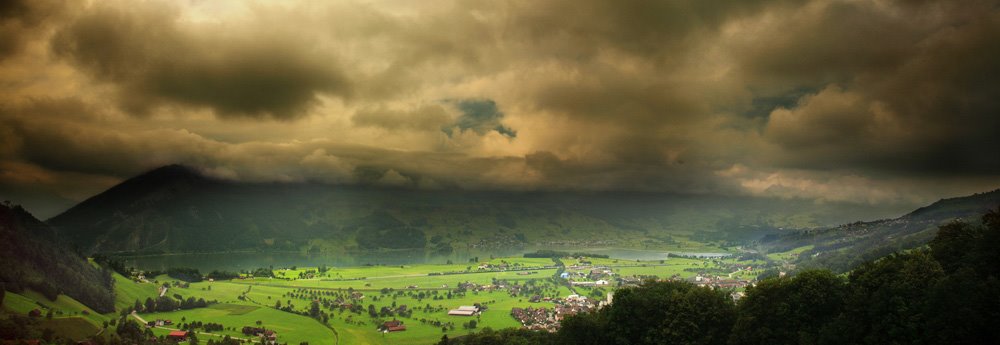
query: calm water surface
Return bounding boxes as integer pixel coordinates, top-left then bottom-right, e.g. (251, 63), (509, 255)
(120, 247), (729, 271)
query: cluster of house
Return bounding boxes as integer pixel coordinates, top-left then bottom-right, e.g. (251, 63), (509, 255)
(331, 291), (366, 309)
(447, 305), (480, 316)
(569, 279), (610, 287)
(145, 319), (173, 327)
(380, 320), (407, 333)
(510, 306), (551, 331)
(561, 265), (615, 287)
(538, 240), (619, 247)
(456, 281), (506, 292)
(510, 293), (612, 332)
(689, 275), (752, 290)
(242, 326), (278, 343)
(468, 234), (527, 249)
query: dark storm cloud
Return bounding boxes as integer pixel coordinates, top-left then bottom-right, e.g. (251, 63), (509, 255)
(0, 98), (208, 177)
(2, 0), (1000, 213)
(0, 0), (74, 60)
(509, 0), (805, 63)
(50, 3), (350, 120)
(757, 0), (1000, 176)
(442, 99), (516, 138)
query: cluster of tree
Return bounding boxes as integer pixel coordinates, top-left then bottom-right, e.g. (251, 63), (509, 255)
(462, 320), (478, 330)
(523, 250), (609, 259)
(183, 321), (224, 332)
(446, 209), (1000, 345)
(92, 254), (134, 277)
(113, 317), (155, 344)
(167, 268), (203, 282)
(135, 295), (209, 313)
(247, 267), (274, 278)
(206, 270), (240, 280)
(0, 315), (49, 343)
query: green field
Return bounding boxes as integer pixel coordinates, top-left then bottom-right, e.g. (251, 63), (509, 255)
(766, 245), (815, 261)
(2, 253), (771, 345)
(132, 254), (765, 345)
(1, 290), (107, 340)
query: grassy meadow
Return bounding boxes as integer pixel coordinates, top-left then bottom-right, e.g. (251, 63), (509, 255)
(3, 253), (763, 345)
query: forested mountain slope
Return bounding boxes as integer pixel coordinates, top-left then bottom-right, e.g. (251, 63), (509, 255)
(759, 189), (1000, 272)
(0, 203), (115, 313)
(48, 165), (891, 255)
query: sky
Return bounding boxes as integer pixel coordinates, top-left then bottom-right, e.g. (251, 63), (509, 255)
(1, 0), (999, 218)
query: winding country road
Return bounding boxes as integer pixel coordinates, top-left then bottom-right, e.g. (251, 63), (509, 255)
(130, 311), (252, 342)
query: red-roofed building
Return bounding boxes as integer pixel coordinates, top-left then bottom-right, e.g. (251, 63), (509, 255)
(167, 331), (189, 341)
(381, 320), (406, 332)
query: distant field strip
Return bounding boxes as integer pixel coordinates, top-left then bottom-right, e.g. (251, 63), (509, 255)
(208, 303), (258, 315)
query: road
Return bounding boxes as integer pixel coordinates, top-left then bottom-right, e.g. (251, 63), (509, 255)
(130, 311), (252, 342)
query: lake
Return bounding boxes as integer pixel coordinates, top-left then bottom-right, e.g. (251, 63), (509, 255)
(119, 247), (730, 272)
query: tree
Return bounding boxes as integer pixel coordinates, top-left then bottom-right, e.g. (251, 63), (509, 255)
(820, 251), (944, 345)
(309, 301), (321, 319)
(144, 297), (156, 313)
(600, 280), (736, 345)
(928, 221), (980, 273)
(156, 296), (178, 312)
(731, 270), (846, 345)
(558, 311), (608, 345)
(924, 209), (1000, 344)
(116, 319), (146, 342)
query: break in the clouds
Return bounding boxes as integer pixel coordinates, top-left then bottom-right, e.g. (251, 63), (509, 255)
(442, 99), (516, 138)
(1, 0), (999, 217)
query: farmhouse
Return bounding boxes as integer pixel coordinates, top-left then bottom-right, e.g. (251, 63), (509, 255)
(448, 305), (479, 316)
(381, 320), (407, 332)
(167, 331), (189, 341)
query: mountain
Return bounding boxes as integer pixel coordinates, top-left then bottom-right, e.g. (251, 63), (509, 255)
(48, 165), (907, 255)
(759, 189), (1000, 273)
(0, 203), (115, 313)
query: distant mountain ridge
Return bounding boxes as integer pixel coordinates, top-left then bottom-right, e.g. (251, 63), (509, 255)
(45, 164), (955, 256)
(759, 189), (1000, 272)
(48, 164), (216, 247)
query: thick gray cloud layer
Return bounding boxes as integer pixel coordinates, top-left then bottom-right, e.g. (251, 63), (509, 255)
(51, 2), (350, 119)
(1, 0), (999, 217)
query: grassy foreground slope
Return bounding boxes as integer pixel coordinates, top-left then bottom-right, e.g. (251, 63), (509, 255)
(1, 290), (106, 340)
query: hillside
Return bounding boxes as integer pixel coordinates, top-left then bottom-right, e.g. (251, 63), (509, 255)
(46, 165), (897, 255)
(0, 203), (116, 313)
(758, 189), (1000, 272)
